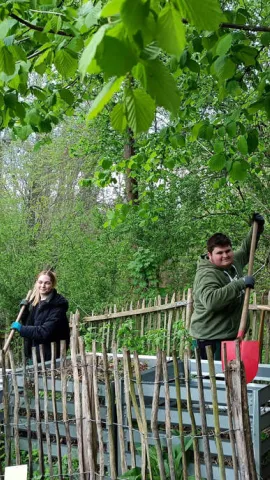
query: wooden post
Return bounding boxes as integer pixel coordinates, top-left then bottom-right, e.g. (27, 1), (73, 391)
(123, 349), (136, 468)
(51, 343), (62, 479)
(60, 341), (73, 478)
(184, 352), (200, 480)
(206, 346), (225, 480)
(112, 342), (127, 475)
(162, 351), (175, 480)
(222, 344), (238, 480)
(22, 349), (32, 478)
(79, 338), (97, 480)
(8, 350), (20, 465)
(32, 347), (44, 476)
(39, 345), (53, 478)
(102, 343), (117, 480)
(226, 342), (257, 480)
(1, 350), (11, 467)
(150, 350), (166, 480)
(195, 348), (213, 480)
(92, 341), (105, 479)
(172, 352), (188, 480)
(70, 331), (84, 480)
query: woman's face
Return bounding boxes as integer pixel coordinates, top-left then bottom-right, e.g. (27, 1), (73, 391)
(37, 274), (53, 296)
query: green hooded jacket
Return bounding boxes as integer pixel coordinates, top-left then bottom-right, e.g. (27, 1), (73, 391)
(189, 229), (253, 340)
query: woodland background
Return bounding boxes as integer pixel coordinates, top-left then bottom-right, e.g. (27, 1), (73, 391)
(0, 0), (269, 328)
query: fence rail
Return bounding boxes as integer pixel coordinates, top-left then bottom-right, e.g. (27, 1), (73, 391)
(82, 289), (270, 360)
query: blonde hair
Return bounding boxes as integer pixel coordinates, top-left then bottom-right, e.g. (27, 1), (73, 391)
(30, 270), (57, 306)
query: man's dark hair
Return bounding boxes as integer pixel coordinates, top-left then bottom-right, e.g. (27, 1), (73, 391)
(207, 233), (232, 253)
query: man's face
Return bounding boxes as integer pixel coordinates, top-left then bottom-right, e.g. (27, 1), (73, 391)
(208, 244), (234, 268)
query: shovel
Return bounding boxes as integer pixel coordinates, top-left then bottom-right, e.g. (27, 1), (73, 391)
(221, 221), (259, 384)
(3, 289), (32, 355)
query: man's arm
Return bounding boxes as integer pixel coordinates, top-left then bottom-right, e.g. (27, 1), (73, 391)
(197, 277), (246, 312)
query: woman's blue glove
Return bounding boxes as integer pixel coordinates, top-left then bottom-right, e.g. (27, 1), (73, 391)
(11, 321), (22, 332)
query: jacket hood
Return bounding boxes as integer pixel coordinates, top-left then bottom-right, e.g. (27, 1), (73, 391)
(196, 255), (236, 274)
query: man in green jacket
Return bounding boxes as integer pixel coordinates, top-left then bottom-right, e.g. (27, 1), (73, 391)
(190, 213), (265, 360)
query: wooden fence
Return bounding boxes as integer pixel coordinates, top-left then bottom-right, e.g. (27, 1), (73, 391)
(2, 313), (270, 479)
(83, 289), (270, 360)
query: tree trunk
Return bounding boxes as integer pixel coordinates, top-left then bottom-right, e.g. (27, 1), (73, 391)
(124, 128), (139, 204)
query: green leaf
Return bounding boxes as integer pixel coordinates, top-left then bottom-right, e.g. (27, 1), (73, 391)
(13, 125), (32, 140)
(209, 153), (226, 171)
(247, 99), (264, 114)
(247, 129), (258, 154)
(237, 135), (248, 155)
(186, 58), (200, 73)
(213, 55), (236, 81)
(233, 45), (258, 66)
(216, 33), (233, 56)
(100, 0), (124, 17)
(59, 88), (75, 105)
(79, 25), (109, 76)
(230, 160), (248, 181)
(0, 46), (15, 75)
(124, 88), (155, 135)
(142, 59), (180, 116)
(213, 140), (224, 154)
(87, 76), (124, 120)
(54, 49), (78, 78)
(0, 19), (17, 40)
(96, 35), (138, 77)
(261, 32), (270, 46)
(178, 0), (225, 30)
(157, 4), (186, 56)
(121, 0), (149, 35)
(110, 103), (127, 132)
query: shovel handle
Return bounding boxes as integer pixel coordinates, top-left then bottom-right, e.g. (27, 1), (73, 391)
(237, 221), (258, 339)
(3, 289), (32, 355)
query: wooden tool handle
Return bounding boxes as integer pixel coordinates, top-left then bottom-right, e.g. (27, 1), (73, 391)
(3, 289), (32, 354)
(237, 222), (258, 339)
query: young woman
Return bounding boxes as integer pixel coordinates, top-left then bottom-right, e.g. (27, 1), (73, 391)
(11, 270), (70, 361)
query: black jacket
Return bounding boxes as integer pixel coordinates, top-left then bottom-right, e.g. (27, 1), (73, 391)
(20, 289), (70, 361)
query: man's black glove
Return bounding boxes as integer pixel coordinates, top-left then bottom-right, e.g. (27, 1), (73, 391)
(252, 212), (265, 234)
(244, 276), (255, 289)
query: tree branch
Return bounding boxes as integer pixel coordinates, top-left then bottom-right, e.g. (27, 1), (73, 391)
(182, 18), (270, 32)
(220, 22), (270, 33)
(9, 13), (73, 37)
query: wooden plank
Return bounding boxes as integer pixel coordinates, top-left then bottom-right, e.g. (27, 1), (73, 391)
(84, 300), (190, 322)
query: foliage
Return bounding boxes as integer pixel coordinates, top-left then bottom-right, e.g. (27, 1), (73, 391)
(83, 318), (192, 355)
(119, 437), (195, 480)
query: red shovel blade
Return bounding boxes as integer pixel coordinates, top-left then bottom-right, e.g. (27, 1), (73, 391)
(221, 340), (260, 384)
